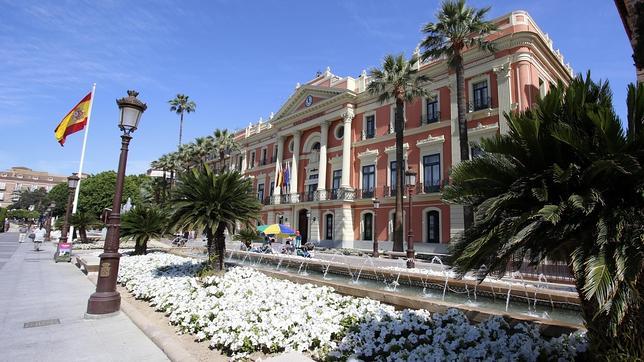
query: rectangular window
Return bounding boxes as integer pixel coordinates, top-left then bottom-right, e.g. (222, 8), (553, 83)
(423, 154), (441, 193)
(331, 170), (341, 199)
(238, 157), (243, 171)
(325, 214), (333, 240)
(390, 160), (405, 196)
(365, 115), (375, 139)
(261, 148), (267, 165)
(426, 98), (439, 123)
(0, 192), (4, 200)
(473, 80), (489, 110)
(306, 174), (318, 201)
(539, 78), (546, 98)
(362, 165), (375, 198)
(250, 152), (256, 167)
(257, 183), (264, 202)
(270, 181), (274, 196)
(471, 144), (484, 159)
(0, 182), (5, 190)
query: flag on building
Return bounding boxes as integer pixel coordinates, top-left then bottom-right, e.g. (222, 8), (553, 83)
(275, 162), (283, 187)
(54, 92), (93, 146)
(283, 162), (290, 191)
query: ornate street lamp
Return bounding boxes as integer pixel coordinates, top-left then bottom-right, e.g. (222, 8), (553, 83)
(372, 198), (380, 257)
(404, 168), (417, 268)
(58, 175), (79, 244)
(86, 90), (146, 315)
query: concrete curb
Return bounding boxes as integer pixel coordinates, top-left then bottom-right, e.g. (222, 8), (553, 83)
(87, 273), (196, 362)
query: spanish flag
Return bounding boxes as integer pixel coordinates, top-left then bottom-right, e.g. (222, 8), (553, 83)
(54, 92), (92, 146)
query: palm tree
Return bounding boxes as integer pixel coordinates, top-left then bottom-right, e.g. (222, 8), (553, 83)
(168, 166), (261, 271)
(69, 212), (103, 243)
(121, 206), (170, 255)
(367, 54), (429, 253)
(420, 0), (497, 229)
(168, 94), (196, 147)
(442, 75), (644, 358)
(193, 136), (215, 163)
(213, 129), (239, 171)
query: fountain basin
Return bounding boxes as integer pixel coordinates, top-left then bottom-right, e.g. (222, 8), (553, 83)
(224, 250), (580, 308)
(255, 266), (582, 337)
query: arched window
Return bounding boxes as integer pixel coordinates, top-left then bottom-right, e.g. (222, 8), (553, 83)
(312, 142), (320, 151)
(426, 210), (440, 243)
(325, 214), (333, 240)
(363, 212), (373, 241)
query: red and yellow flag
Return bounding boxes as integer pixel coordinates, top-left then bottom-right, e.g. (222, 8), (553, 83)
(54, 92), (92, 146)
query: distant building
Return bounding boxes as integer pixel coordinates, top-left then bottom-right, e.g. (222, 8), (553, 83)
(0, 167), (67, 208)
(209, 11), (573, 254)
(615, 0), (644, 83)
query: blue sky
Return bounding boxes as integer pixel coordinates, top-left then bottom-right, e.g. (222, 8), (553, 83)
(0, 0), (634, 176)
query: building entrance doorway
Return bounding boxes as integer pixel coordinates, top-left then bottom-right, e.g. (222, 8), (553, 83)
(298, 209), (309, 245)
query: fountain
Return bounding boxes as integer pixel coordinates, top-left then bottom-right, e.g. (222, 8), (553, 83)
(511, 270), (533, 311)
(218, 249), (583, 326)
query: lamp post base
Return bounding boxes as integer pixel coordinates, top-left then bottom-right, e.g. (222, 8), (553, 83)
(406, 249), (415, 268)
(86, 291), (121, 315)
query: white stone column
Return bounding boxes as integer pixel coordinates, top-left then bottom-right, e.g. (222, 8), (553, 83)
(340, 108), (354, 189)
(448, 74), (460, 166)
(317, 121), (329, 200)
(335, 206), (354, 248)
(494, 61), (512, 134)
(291, 131), (301, 201)
(310, 209), (321, 242)
(273, 136), (284, 203)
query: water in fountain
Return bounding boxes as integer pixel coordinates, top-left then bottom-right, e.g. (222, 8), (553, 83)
(240, 251), (250, 265)
(511, 270), (533, 312)
(297, 258), (310, 276)
(430, 256), (449, 301)
(275, 254), (285, 271)
(537, 273), (555, 310)
(322, 251), (338, 279)
(354, 255), (376, 284)
(226, 250), (234, 263)
(505, 282), (512, 312)
(255, 253), (266, 266)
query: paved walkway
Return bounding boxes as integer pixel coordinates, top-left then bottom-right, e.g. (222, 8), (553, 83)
(0, 232), (168, 362)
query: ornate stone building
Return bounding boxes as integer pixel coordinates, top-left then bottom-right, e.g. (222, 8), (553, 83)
(0, 167), (67, 208)
(213, 11), (573, 253)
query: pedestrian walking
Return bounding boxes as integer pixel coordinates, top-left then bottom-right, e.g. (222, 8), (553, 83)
(18, 225), (28, 243)
(33, 225), (46, 251)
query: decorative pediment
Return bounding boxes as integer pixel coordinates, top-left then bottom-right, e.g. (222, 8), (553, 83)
(357, 149), (379, 164)
(272, 85), (351, 121)
(416, 134), (445, 151)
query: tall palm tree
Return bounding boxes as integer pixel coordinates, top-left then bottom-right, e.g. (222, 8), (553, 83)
(213, 129), (240, 171)
(121, 206), (170, 255)
(168, 94), (196, 147)
(443, 75), (644, 358)
(168, 166), (261, 271)
(367, 54), (429, 253)
(194, 136), (215, 164)
(420, 0), (497, 229)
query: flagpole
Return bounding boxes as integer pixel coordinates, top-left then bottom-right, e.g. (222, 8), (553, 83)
(68, 83), (96, 241)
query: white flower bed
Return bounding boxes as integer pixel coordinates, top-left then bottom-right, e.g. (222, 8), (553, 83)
(118, 253), (587, 361)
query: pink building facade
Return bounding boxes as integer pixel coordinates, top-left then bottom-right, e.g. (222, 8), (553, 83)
(216, 11), (573, 253)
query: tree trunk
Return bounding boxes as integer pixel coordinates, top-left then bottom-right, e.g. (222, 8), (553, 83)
(134, 236), (147, 255)
(571, 261), (644, 359)
(214, 223), (227, 271)
(79, 227), (87, 243)
(179, 112), (184, 147)
(206, 227), (215, 263)
(455, 54), (474, 230)
(393, 98), (405, 252)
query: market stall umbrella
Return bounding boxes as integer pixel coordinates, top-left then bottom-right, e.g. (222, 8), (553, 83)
(256, 224), (296, 236)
